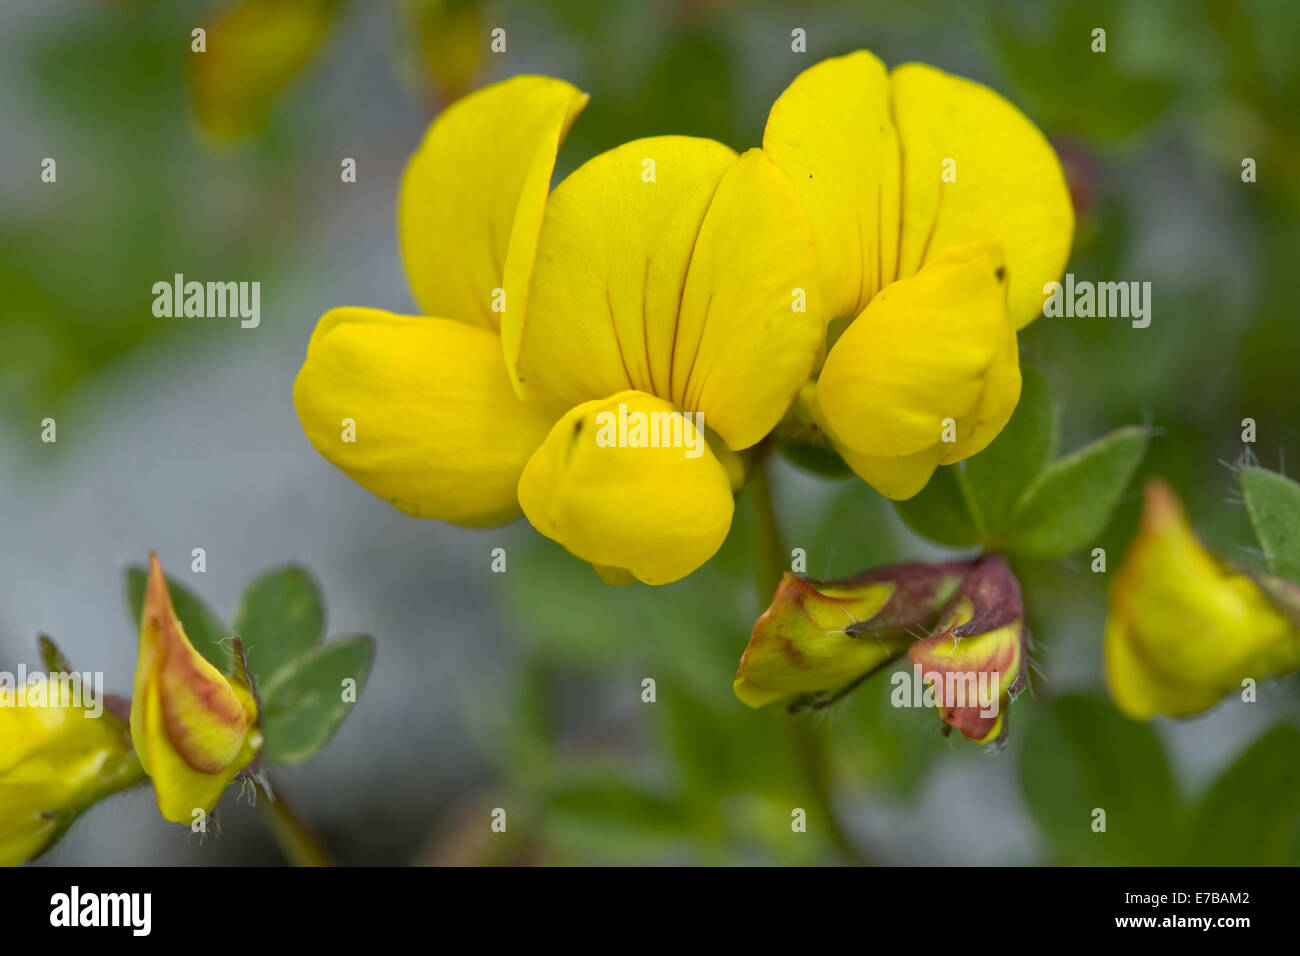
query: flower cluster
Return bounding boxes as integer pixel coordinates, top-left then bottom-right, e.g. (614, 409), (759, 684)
(293, 51), (1074, 585)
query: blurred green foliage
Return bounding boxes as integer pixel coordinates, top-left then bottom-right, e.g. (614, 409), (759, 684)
(1021, 695), (1300, 865)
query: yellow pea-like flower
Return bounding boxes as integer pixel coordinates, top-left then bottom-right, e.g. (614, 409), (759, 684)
(1105, 479), (1300, 720)
(0, 661), (141, 866)
(762, 51), (1074, 498)
(294, 74), (823, 584)
(130, 555), (262, 824)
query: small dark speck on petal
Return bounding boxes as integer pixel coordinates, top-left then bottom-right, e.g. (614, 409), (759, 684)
(995, 266), (1006, 281)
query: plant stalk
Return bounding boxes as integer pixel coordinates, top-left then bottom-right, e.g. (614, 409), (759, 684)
(255, 778), (336, 867)
(745, 453), (870, 866)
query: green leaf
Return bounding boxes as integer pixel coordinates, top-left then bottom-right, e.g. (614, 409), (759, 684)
(892, 465), (981, 547)
(38, 634), (72, 673)
(1185, 724), (1300, 865)
(778, 441), (854, 479)
(964, 361), (1059, 532)
(1240, 466), (1300, 584)
(233, 566), (325, 687)
(1019, 694), (1181, 865)
(126, 565), (233, 672)
(258, 636), (374, 765)
(1002, 425), (1148, 559)
(992, 0), (1177, 143)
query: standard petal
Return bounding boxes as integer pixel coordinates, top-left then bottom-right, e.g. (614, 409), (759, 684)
(816, 242), (1019, 460)
(519, 136), (739, 406)
(762, 50), (901, 321)
(674, 149), (825, 450)
(890, 62), (1074, 328)
(517, 390), (735, 585)
(293, 307), (563, 527)
(398, 75), (588, 331)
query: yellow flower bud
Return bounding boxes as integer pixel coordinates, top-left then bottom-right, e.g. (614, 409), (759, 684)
(0, 643), (141, 866)
(907, 556), (1025, 744)
(130, 555), (262, 824)
(1105, 479), (1300, 719)
(734, 562), (971, 708)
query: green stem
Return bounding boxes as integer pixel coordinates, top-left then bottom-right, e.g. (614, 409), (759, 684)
(745, 453), (870, 866)
(745, 449), (786, 600)
(255, 778), (336, 867)
(791, 719), (869, 866)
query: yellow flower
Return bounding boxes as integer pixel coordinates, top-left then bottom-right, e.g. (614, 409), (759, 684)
(0, 643), (142, 866)
(733, 561), (971, 708)
(294, 76), (586, 529)
(294, 74), (823, 583)
(1105, 479), (1300, 719)
(130, 555), (262, 824)
(762, 51), (1074, 498)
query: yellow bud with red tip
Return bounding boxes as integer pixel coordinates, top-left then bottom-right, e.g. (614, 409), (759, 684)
(736, 556), (1028, 745)
(130, 555), (262, 823)
(908, 556), (1025, 745)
